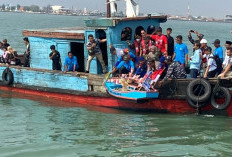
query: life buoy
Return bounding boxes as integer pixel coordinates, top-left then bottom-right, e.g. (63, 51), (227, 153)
(210, 87), (231, 110)
(187, 78), (211, 103)
(2, 68), (14, 85)
(186, 96), (207, 108)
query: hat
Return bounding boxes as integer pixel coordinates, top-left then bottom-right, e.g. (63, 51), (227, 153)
(123, 48), (129, 53)
(200, 39), (207, 44)
(159, 56), (165, 63)
(123, 55), (130, 61)
(213, 39), (220, 44)
(226, 41), (232, 45)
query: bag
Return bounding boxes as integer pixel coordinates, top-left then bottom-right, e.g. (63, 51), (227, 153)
(209, 55), (223, 74)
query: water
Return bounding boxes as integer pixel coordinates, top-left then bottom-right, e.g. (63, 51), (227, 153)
(1, 12), (232, 156)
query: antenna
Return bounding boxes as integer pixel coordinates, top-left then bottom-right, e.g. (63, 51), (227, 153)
(187, 1), (190, 20)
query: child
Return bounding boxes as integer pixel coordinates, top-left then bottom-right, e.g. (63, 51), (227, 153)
(203, 47), (217, 78)
(189, 42), (202, 78)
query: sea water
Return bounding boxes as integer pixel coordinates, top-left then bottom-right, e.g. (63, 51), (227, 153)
(0, 12), (232, 156)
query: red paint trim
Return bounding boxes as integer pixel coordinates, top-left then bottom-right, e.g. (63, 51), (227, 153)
(0, 85), (231, 116)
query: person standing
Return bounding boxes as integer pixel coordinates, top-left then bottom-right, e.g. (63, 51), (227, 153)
(225, 41), (232, 50)
(189, 42), (202, 78)
(203, 47), (217, 78)
(64, 52), (79, 72)
(213, 39), (223, 62)
(188, 30), (204, 45)
(23, 37), (30, 67)
(150, 27), (168, 56)
(49, 45), (62, 70)
(166, 28), (174, 58)
(86, 34), (107, 73)
(172, 35), (188, 67)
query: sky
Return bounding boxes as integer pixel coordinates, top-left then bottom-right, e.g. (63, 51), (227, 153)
(2, 0), (232, 18)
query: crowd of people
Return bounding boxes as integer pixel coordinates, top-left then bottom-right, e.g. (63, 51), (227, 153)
(105, 27), (232, 87)
(2, 27), (232, 85)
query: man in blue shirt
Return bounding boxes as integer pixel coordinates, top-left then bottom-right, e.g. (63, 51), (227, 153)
(213, 39), (223, 62)
(111, 55), (134, 76)
(115, 48), (136, 67)
(64, 52), (79, 72)
(173, 35), (188, 67)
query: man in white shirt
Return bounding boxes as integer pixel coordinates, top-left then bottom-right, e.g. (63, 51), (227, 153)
(218, 48), (232, 79)
(222, 49), (232, 69)
(203, 47), (217, 78)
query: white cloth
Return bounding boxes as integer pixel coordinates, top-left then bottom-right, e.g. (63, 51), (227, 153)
(206, 54), (217, 72)
(115, 48), (123, 58)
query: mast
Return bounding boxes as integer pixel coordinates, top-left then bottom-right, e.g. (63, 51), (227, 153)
(107, 0), (111, 18)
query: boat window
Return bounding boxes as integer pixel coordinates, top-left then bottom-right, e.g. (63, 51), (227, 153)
(121, 27), (132, 41)
(147, 25), (156, 34)
(135, 26), (144, 37)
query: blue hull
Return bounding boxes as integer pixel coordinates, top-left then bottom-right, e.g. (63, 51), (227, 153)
(105, 82), (159, 100)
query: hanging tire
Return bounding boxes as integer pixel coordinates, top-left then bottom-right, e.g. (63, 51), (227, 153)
(186, 78), (211, 103)
(211, 87), (231, 110)
(186, 96), (207, 108)
(2, 68), (14, 85)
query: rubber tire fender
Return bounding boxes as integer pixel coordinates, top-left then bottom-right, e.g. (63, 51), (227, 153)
(186, 78), (211, 103)
(211, 87), (231, 110)
(186, 96), (207, 108)
(2, 68), (14, 85)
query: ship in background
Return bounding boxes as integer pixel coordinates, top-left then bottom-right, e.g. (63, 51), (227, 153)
(225, 15), (232, 22)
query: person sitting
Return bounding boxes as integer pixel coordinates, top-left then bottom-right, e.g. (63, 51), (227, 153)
(135, 57), (147, 78)
(157, 56), (169, 70)
(189, 42), (202, 78)
(159, 60), (187, 86)
(203, 47), (217, 78)
(7, 46), (20, 65)
(111, 55), (134, 76)
(3, 39), (10, 48)
(64, 52), (79, 72)
(218, 47), (232, 79)
(49, 45), (62, 70)
(115, 48), (136, 67)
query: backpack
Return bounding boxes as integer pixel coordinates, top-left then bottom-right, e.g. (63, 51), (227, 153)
(209, 55), (223, 74)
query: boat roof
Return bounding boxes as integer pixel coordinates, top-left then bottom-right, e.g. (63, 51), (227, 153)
(22, 27), (86, 40)
(22, 15), (167, 40)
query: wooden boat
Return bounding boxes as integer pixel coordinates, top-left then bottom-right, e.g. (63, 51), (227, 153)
(0, 1), (231, 117)
(105, 81), (159, 101)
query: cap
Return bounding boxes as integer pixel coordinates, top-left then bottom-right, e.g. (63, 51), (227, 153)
(123, 48), (129, 53)
(123, 55), (130, 61)
(226, 41), (232, 45)
(213, 39), (220, 44)
(159, 56), (165, 63)
(200, 39), (207, 44)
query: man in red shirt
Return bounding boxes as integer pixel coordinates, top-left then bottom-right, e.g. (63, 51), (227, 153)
(150, 27), (168, 56)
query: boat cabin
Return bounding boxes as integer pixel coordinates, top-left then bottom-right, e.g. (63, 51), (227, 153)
(22, 15), (167, 74)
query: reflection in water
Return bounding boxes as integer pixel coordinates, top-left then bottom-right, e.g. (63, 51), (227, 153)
(0, 91), (232, 156)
